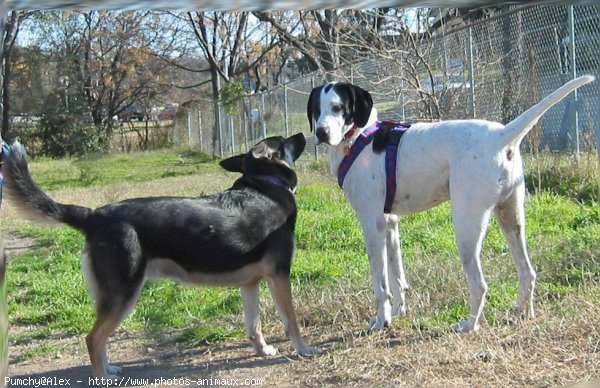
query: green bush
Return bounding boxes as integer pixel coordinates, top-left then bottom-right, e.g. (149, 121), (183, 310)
(20, 91), (106, 158)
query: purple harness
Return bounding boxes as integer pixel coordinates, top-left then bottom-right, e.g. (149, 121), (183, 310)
(337, 120), (409, 213)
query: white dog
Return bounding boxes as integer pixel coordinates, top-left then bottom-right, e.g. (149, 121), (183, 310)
(307, 75), (594, 332)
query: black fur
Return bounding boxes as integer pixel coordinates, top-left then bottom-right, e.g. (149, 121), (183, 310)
(333, 83), (373, 128)
(4, 134), (306, 277)
(306, 82), (374, 132)
(307, 85), (324, 132)
(3, 133), (316, 375)
(371, 122), (409, 154)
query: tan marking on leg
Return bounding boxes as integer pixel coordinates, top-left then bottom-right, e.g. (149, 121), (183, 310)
(267, 275), (317, 356)
(86, 311), (122, 378)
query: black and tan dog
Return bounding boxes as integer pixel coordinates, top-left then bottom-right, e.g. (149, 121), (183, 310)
(3, 133), (316, 378)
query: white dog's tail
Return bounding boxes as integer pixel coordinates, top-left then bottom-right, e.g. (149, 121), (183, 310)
(500, 75), (595, 146)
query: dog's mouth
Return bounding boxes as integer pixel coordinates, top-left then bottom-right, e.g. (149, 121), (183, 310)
(315, 134), (335, 146)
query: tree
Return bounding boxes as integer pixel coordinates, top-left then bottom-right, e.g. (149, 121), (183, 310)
(26, 10), (179, 147)
(186, 11), (279, 156)
(1, 10), (30, 140)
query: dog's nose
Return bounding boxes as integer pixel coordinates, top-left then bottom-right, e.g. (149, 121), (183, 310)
(316, 126), (329, 143)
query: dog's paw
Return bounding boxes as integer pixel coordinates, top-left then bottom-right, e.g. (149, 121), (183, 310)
(368, 316), (390, 331)
(256, 345), (278, 356)
(391, 303), (407, 317)
(106, 364), (122, 375)
(512, 304), (535, 319)
(452, 319), (480, 333)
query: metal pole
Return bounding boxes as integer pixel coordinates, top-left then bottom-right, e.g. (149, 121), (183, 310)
(350, 64), (354, 84)
(400, 55), (406, 122)
(568, 5), (579, 160)
(198, 109), (203, 151)
(187, 110), (192, 146)
(229, 114), (235, 154)
(283, 85), (289, 137)
(467, 26), (476, 119)
(217, 101), (224, 157)
(243, 108), (249, 152)
(260, 93), (267, 139)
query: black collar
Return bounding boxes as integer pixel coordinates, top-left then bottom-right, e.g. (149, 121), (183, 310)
(254, 175), (294, 193)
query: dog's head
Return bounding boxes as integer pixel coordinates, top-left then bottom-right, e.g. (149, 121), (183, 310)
(220, 133), (306, 191)
(307, 82), (374, 146)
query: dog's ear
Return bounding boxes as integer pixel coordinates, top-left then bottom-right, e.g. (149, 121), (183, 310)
(351, 85), (373, 128)
(219, 154), (245, 173)
(251, 142), (271, 160)
(284, 133), (306, 162)
(307, 85), (323, 132)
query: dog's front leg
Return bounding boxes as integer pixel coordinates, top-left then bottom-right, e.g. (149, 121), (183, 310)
(241, 282), (278, 356)
(385, 214), (409, 316)
(360, 214), (393, 330)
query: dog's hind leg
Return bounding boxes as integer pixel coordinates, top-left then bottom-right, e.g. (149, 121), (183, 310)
(85, 281), (143, 378)
(495, 188), (536, 319)
(451, 198), (493, 333)
(266, 275), (317, 356)
(82, 227), (145, 378)
(385, 214), (409, 317)
(241, 282), (277, 356)
(86, 307), (124, 378)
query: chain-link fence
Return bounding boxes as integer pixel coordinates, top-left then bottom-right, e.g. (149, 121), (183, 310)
(174, 5), (600, 159)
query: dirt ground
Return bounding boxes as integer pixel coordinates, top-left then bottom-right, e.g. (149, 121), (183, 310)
(4, 235), (600, 388)
(6, 303), (600, 388)
(8, 328), (309, 387)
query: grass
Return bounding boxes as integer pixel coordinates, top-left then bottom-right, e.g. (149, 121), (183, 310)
(524, 150), (599, 203)
(29, 146), (215, 191)
(2, 148), (600, 385)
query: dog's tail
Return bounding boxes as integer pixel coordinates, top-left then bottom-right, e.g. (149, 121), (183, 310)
(500, 75), (595, 146)
(3, 141), (92, 231)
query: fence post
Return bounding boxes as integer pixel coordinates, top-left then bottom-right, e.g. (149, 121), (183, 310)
(284, 84), (289, 137)
(212, 99), (223, 157)
(187, 110), (192, 146)
(260, 93), (267, 139)
(568, 5), (580, 161)
(217, 101), (224, 157)
(198, 109), (203, 151)
(467, 26), (476, 119)
(400, 54), (406, 122)
(229, 114), (235, 155)
(243, 108), (249, 152)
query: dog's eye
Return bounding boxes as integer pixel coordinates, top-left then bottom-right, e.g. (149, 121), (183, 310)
(331, 106), (342, 113)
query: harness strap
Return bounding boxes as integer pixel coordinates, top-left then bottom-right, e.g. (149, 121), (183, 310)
(338, 121), (408, 214)
(337, 122), (379, 187)
(384, 124), (406, 213)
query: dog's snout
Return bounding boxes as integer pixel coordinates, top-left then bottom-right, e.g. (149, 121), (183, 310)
(316, 126), (329, 143)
